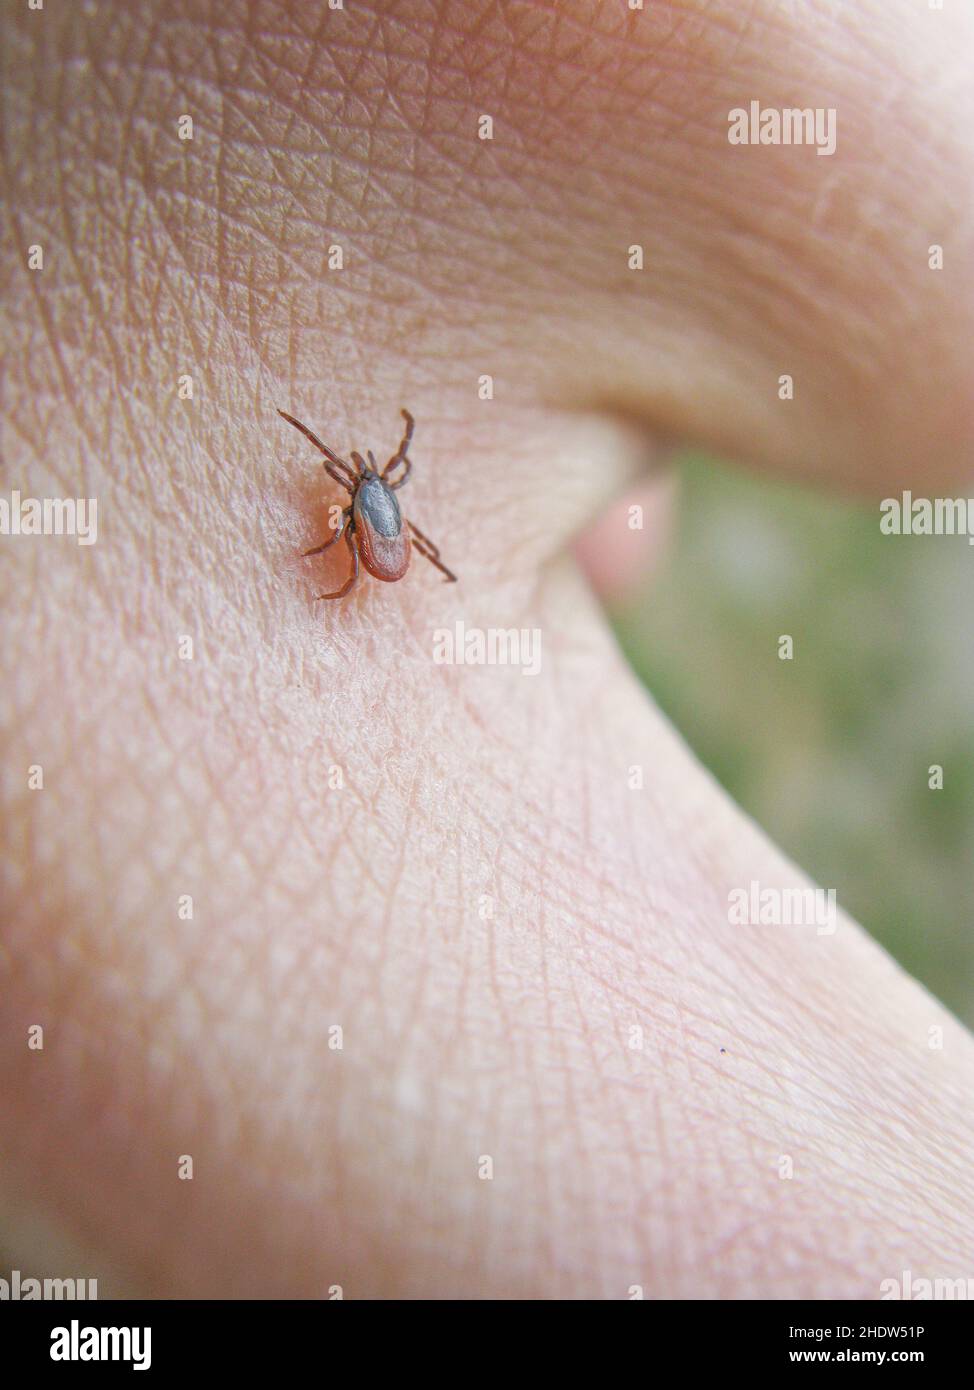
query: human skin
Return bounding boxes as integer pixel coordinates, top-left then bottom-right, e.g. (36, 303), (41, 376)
(1, 0), (973, 1298)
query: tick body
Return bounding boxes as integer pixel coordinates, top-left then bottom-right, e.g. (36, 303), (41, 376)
(353, 474), (410, 582)
(278, 407), (457, 599)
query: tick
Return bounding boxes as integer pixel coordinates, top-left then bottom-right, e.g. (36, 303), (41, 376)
(278, 407), (458, 599)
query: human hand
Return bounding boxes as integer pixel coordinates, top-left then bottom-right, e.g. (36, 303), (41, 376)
(2, 0), (973, 1297)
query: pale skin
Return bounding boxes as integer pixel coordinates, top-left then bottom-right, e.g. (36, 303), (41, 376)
(2, 0), (973, 1297)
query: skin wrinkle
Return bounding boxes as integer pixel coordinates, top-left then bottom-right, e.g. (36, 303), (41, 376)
(53, 0), (955, 486)
(2, 0), (974, 1298)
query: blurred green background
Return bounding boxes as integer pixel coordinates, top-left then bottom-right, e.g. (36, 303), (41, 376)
(613, 455), (974, 1027)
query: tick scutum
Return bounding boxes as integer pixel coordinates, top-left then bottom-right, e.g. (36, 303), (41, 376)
(355, 474), (403, 538)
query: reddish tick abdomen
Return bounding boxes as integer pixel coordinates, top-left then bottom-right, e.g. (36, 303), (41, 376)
(354, 474), (411, 581)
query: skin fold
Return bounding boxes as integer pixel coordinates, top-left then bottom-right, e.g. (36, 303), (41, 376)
(1, 0), (973, 1297)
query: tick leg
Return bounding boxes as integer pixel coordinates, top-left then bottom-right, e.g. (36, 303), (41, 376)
(413, 539), (457, 582)
(315, 526), (360, 600)
(387, 461), (411, 490)
(382, 408), (414, 488)
(408, 520), (443, 559)
(278, 410), (358, 494)
(409, 521), (457, 582)
(303, 508), (350, 557)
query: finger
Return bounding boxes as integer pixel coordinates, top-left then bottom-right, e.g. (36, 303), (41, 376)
(8, 0), (970, 532)
(574, 472), (678, 602)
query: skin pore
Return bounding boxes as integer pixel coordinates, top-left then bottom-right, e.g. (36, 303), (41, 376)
(2, 0), (973, 1297)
